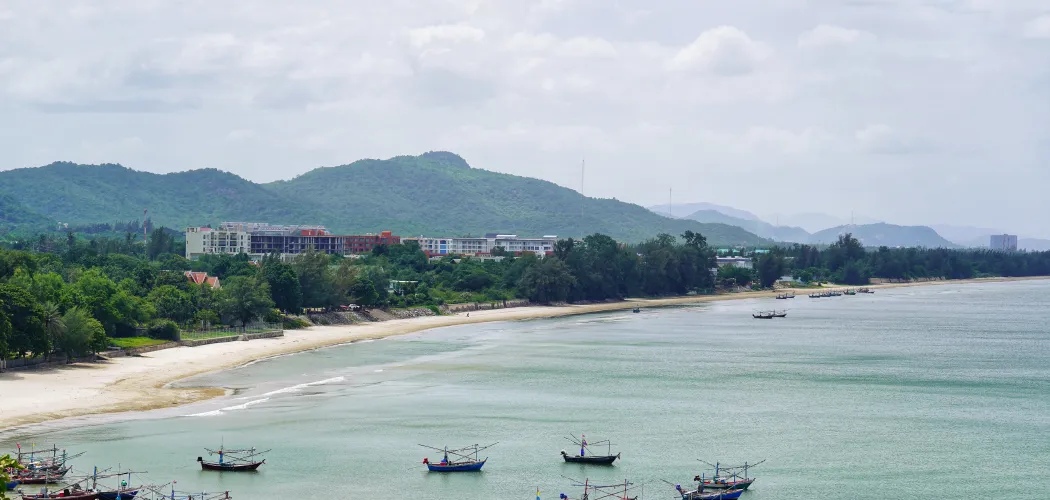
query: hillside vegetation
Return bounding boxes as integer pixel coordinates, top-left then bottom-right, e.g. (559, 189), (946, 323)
(0, 153), (769, 246)
(809, 223), (956, 248)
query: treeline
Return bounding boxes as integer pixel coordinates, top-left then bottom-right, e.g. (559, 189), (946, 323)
(0, 229), (719, 363)
(734, 234), (1050, 286)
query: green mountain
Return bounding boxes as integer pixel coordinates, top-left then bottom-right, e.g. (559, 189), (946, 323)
(682, 209), (811, 243)
(809, 223), (956, 248)
(0, 153), (769, 246)
(0, 193), (53, 233)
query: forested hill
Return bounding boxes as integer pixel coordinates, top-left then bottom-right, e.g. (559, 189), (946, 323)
(0, 193), (53, 233)
(0, 153), (769, 246)
(809, 223), (957, 248)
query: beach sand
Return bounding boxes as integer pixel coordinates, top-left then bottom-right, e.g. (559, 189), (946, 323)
(1, 276), (1044, 431)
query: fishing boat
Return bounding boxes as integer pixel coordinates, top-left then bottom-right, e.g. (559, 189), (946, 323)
(858, 288), (874, 294)
(196, 446), (268, 471)
(420, 443), (495, 472)
(560, 478), (639, 500)
(772, 310), (787, 318)
(561, 434), (620, 465)
(695, 460), (763, 491)
(632, 308), (641, 313)
(15, 445), (84, 473)
(4, 480), (19, 491)
(775, 293), (795, 299)
(15, 467), (71, 484)
(19, 486), (99, 499)
(752, 311), (774, 319)
(673, 484), (744, 500)
(136, 484), (231, 500)
(88, 467), (143, 499)
(844, 289), (857, 296)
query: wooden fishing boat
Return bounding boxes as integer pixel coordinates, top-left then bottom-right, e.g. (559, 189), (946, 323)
(561, 478), (639, 500)
(561, 434), (620, 465)
(15, 445), (83, 473)
(15, 467), (71, 484)
(673, 485), (744, 500)
(695, 460), (763, 491)
(420, 443), (495, 472)
(772, 310), (787, 318)
(96, 489), (139, 500)
(4, 480), (19, 490)
(632, 308), (641, 313)
(776, 293), (795, 299)
(20, 487), (99, 499)
(858, 288), (874, 294)
(197, 446), (268, 472)
(752, 311), (774, 319)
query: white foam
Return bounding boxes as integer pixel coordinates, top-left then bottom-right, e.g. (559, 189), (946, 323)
(221, 397), (271, 411)
(254, 376), (346, 398)
(186, 410), (224, 417)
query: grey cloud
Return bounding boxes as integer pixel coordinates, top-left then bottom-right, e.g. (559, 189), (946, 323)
(33, 99), (200, 114)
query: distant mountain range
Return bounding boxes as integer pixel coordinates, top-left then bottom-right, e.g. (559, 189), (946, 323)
(648, 202), (763, 222)
(681, 209), (811, 243)
(652, 203), (959, 248)
(808, 223), (956, 248)
(0, 152), (770, 246)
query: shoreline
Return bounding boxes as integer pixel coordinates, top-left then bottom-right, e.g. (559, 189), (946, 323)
(1, 276), (1045, 433)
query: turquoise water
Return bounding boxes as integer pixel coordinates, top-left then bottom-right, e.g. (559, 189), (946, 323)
(3, 280), (1050, 499)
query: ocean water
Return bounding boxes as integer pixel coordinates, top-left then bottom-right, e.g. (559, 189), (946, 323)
(3, 280), (1050, 499)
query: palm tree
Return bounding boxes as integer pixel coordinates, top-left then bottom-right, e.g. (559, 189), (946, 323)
(41, 302), (64, 361)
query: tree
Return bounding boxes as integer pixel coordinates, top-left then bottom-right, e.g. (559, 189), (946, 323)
(0, 284), (45, 361)
(146, 227), (176, 260)
(58, 307), (102, 362)
(261, 255), (303, 313)
(147, 285), (194, 323)
(292, 250), (340, 309)
(219, 275), (275, 326)
(41, 302), (64, 361)
(1, 453), (23, 499)
(718, 265), (753, 288)
(518, 257), (576, 303)
(755, 253), (786, 288)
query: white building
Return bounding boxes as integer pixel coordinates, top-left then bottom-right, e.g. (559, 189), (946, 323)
(185, 225), (250, 259)
(716, 256), (753, 269)
(990, 234), (1018, 251)
(407, 234), (557, 257)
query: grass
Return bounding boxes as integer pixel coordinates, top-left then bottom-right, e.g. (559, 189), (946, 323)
(109, 337), (170, 349)
(180, 323), (283, 341)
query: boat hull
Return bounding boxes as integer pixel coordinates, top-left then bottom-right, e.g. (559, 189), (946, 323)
(561, 453), (619, 465)
(681, 489), (744, 500)
(97, 489), (139, 500)
(426, 459), (486, 472)
(4, 480), (19, 490)
(21, 493), (99, 500)
(200, 460), (264, 471)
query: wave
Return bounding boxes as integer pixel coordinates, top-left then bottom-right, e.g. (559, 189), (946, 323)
(253, 376), (346, 398)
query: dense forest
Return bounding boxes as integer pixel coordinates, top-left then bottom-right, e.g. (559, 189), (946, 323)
(2, 229), (1048, 365)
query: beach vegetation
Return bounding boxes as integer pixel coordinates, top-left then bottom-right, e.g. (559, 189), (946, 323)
(108, 336), (169, 349)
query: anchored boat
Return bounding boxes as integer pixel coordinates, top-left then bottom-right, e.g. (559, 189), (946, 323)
(420, 443), (495, 472)
(561, 434), (620, 465)
(197, 446), (268, 471)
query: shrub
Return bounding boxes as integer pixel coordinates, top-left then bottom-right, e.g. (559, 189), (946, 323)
(147, 319), (180, 341)
(282, 317), (311, 330)
(264, 308), (283, 323)
(426, 305), (442, 316)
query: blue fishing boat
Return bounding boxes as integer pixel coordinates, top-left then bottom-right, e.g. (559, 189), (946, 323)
(420, 443), (495, 472)
(4, 480), (19, 491)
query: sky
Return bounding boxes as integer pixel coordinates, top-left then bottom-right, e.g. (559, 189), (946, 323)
(1, 0), (1048, 237)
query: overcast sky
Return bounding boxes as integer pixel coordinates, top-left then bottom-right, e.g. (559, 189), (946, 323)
(1, 1), (1047, 236)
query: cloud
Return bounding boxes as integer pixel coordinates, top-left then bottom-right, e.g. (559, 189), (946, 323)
(1023, 15), (1050, 39)
(0, 0), (1047, 236)
(797, 25), (869, 49)
(855, 124), (932, 155)
(669, 26), (767, 75)
(407, 24), (486, 47)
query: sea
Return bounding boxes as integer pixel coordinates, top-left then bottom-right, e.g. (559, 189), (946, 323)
(3, 280), (1049, 499)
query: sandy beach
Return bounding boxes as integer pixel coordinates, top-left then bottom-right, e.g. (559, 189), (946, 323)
(1, 276), (1045, 432)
